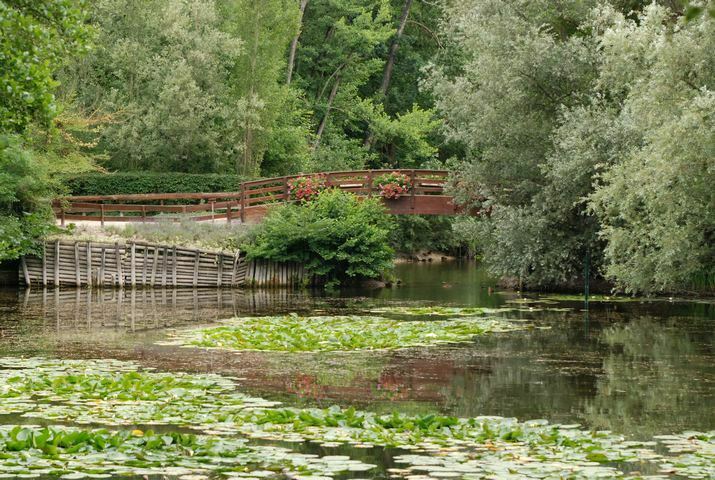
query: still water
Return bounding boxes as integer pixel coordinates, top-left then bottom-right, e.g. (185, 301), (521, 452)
(0, 261), (714, 477)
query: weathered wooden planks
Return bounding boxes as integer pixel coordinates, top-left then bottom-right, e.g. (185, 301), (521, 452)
(20, 240), (309, 288)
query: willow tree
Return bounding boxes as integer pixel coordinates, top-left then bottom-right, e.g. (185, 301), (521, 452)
(431, 0), (714, 293)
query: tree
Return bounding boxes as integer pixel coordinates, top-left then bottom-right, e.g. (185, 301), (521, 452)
(0, 136), (56, 261)
(431, 0), (714, 293)
(0, 0), (91, 132)
(0, 0), (92, 261)
(63, 0), (245, 173)
(221, 0), (309, 176)
(428, 0), (601, 287)
(589, 4), (715, 293)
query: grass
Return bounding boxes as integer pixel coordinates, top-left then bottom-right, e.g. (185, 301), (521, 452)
(55, 217), (255, 252)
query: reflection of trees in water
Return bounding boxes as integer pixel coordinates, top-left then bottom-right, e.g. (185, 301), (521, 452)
(582, 315), (715, 438)
(440, 313), (603, 423)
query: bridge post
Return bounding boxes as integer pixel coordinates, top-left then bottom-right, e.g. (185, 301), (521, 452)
(240, 183), (245, 223)
(283, 176), (289, 204)
(367, 170), (374, 197)
(410, 169), (416, 211)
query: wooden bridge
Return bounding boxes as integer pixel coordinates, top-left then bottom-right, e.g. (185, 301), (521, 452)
(53, 169), (456, 225)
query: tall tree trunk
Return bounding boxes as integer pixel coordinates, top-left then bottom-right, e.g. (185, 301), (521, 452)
(286, 0), (309, 85)
(242, 2), (262, 175)
(364, 0), (413, 148)
(313, 75), (340, 150)
(380, 0), (412, 97)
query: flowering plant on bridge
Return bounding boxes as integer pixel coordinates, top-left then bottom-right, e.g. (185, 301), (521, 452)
(373, 172), (411, 199)
(287, 175), (326, 203)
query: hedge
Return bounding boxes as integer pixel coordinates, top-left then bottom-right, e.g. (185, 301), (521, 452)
(62, 172), (249, 196)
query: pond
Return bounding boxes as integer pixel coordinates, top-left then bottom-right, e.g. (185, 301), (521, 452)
(0, 261), (713, 479)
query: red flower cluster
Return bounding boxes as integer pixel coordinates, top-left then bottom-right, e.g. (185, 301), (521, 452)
(373, 172), (411, 199)
(378, 182), (408, 199)
(287, 175), (326, 202)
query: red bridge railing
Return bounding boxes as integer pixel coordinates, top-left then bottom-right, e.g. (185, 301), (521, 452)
(53, 169), (454, 225)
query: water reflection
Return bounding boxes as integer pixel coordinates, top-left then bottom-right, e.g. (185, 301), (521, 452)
(0, 263), (714, 439)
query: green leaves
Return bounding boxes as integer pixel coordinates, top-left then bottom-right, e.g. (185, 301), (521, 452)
(161, 314), (524, 352)
(248, 189), (395, 285)
(1, 357), (714, 478)
(0, 1), (92, 133)
(0, 135), (58, 261)
(0, 424), (372, 478)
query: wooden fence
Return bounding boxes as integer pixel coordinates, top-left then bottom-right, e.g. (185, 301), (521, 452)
(19, 240), (311, 288)
(53, 169), (454, 224)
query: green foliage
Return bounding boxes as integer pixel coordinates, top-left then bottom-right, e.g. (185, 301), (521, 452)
(3, 356), (714, 478)
(294, 0), (443, 169)
(0, 424), (372, 477)
(0, 2), (92, 259)
(63, 172), (248, 196)
(0, 135), (57, 261)
(55, 0), (446, 174)
(0, 0), (92, 133)
(63, 0), (245, 173)
(221, 0), (309, 176)
(166, 313), (522, 352)
(247, 189), (395, 285)
(432, 0), (715, 293)
(588, 5), (715, 294)
(368, 104), (441, 167)
(390, 215), (460, 254)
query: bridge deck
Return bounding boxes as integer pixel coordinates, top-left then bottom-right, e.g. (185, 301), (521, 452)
(54, 169), (458, 224)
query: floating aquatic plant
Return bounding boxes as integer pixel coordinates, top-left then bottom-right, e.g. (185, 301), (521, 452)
(369, 306), (495, 316)
(0, 425), (375, 478)
(1, 357), (713, 479)
(656, 431), (715, 478)
(158, 314), (526, 352)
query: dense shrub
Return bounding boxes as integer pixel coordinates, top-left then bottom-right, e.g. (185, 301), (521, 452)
(247, 190), (395, 287)
(62, 172), (248, 196)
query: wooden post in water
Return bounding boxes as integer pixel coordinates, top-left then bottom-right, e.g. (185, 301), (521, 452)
(142, 246), (148, 286)
(74, 242), (81, 287)
(41, 243), (47, 286)
(54, 240), (60, 286)
(86, 242), (92, 288)
(172, 246), (177, 286)
(99, 248), (106, 287)
(193, 251), (199, 287)
(130, 242), (136, 287)
(115, 242), (123, 287)
(20, 257), (30, 286)
(150, 247), (158, 287)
